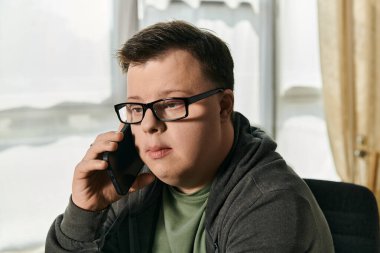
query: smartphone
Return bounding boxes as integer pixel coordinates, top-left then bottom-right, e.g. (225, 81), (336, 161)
(102, 124), (144, 195)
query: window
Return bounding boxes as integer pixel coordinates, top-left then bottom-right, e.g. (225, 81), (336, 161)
(275, 0), (340, 180)
(139, 0), (275, 134)
(0, 1), (118, 250)
(0, 1), (339, 251)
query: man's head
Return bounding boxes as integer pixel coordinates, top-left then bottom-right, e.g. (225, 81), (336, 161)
(117, 21), (235, 194)
(118, 20), (234, 90)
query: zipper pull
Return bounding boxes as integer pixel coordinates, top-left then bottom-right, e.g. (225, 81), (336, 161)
(214, 242), (219, 253)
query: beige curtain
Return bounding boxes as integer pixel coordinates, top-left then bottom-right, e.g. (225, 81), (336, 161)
(318, 0), (380, 203)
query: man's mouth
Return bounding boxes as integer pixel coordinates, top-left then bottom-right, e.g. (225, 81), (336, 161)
(146, 146), (172, 159)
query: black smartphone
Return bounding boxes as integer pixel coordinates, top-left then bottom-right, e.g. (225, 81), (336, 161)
(102, 124), (144, 195)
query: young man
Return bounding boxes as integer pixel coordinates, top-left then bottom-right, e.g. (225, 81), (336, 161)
(46, 21), (334, 252)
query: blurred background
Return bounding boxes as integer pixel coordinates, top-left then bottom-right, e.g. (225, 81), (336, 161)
(1, 0), (378, 252)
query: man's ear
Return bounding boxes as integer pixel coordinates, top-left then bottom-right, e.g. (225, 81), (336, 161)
(219, 89), (234, 122)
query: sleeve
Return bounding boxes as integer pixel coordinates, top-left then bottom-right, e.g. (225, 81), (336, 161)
(45, 197), (112, 253)
(225, 190), (319, 253)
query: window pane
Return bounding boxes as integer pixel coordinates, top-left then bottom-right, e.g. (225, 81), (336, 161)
(0, 0), (113, 110)
(140, 1), (267, 130)
(0, 1), (115, 250)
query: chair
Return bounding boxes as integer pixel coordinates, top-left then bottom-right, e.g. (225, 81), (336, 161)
(304, 179), (380, 253)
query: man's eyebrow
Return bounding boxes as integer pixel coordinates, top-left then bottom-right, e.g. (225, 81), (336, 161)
(127, 89), (191, 101)
(159, 89), (191, 97)
(127, 95), (141, 100)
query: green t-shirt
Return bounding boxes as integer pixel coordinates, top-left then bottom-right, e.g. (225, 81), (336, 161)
(152, 184), (210, 253)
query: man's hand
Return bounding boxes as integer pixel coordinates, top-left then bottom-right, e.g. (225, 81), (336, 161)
(71, 130), (155, 211)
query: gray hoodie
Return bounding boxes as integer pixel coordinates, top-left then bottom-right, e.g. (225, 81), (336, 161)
(46, 112), (334, 252)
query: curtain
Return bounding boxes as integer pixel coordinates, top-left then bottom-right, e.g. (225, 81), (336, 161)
(318, 0), (380, 203)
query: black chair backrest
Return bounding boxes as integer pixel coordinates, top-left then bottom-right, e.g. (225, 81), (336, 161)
(304, 179), (380, 253)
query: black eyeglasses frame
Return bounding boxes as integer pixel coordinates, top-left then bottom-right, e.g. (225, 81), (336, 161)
(114, 88), (225, 124)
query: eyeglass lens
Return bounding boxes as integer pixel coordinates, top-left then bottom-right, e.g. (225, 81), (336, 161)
(119, 99), (187, 123)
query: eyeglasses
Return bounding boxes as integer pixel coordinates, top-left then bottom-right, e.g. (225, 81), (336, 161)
(114, 88), (225, 124)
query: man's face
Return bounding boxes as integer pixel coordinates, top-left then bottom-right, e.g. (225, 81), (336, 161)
(126, 49), (232, 193)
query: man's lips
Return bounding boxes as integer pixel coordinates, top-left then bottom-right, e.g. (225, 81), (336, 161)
(146, 146), (172, 159)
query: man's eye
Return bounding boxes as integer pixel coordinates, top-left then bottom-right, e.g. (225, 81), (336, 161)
(163, 101), (183, 109)
(133, 107), (143, 113)
(127, 105), (143, 113)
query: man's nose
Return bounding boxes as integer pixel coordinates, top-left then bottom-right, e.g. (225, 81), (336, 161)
(141, 108), (166, 134)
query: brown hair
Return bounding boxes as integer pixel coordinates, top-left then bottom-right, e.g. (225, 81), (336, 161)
(118, 20), (234, 90)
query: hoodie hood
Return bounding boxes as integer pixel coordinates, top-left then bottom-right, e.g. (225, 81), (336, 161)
(205, 111), (282, 236)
